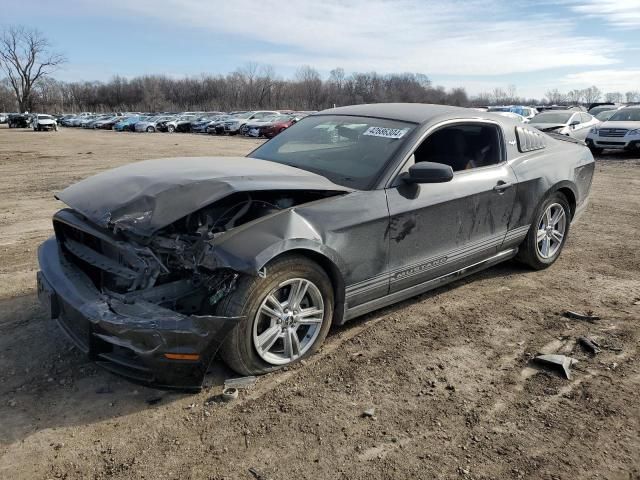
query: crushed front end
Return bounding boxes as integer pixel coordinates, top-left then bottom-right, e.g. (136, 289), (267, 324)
(37, 208), (241, 390)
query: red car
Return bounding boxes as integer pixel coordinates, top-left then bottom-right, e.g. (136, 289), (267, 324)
(243, 114), (303, 138)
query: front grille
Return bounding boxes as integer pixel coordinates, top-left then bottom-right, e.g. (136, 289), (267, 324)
(53, 217), (141, 293)
(596, 141), (625, 145)
(599, 128), (628, 137)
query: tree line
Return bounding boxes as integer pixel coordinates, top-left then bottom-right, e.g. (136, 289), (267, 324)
(0, 65), (469, 113)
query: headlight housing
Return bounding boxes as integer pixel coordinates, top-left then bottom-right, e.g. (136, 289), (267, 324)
(626, 129), (640, 136)
(589, 127), (599, 134)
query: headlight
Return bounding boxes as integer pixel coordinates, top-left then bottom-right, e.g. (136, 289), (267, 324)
(589, 127), (599, 134)
(626, 129), (640, 136)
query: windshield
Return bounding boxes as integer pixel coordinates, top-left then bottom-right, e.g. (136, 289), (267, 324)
(38, 115), (52, 119)
(609, 109), (640, 122)
(595, 110), (616, 121)
(531, 112), (572, 124)
(248, 115), (415, 189)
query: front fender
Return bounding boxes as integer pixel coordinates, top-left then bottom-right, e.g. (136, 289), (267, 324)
(200, 208), (347, 276)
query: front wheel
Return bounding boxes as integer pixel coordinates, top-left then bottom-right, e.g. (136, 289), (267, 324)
(167, 125), (175, 133)
(516, 192), (571, 270)
(146, 126), (155, 132)
(218, 255), (334, 375)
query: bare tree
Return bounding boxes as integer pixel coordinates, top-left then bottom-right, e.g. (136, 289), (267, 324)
(604, 92), (624, 103)
(626, 91), (640, 103)
(581, 86), (601, 105)
(0, 26), (66, 112)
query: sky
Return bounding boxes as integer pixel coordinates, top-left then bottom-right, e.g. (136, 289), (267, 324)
(2, 0), (639, 99)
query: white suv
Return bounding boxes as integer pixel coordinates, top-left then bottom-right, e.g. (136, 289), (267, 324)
(585, 107), (640, 154)
(32, 114), (58, 131)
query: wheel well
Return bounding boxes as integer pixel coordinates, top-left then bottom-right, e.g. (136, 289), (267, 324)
(268, 249), (346, 326)
(557, 187), (576, 218)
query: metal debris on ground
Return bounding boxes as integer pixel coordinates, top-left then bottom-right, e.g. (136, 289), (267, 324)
(249, 467), (268, 480)
(533, 354), (578, 379)
(224, 376), (257, 390)
(564, 310), (600, 322)
(362, 407), (376, 418)
(221, 387), (239, 402)
(578, 337), (601, 354)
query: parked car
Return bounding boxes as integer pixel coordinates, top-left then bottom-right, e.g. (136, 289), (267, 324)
(96, 116), (125, 130)
(37, 103), (594, 389)
(487, 106), (538, 121)
(158, 115), (198, 133)
(190, 115), (224, 134)
(0, 113), (8, 124)
(32, 114), (58, 131)
(134, 116), (175, 133)
(585, 107), (640, 154)
(242, 114), (298, 137)
(493, 112), (528, 123)
(221, 111), (280, 135)
(529, 110), (599, 140)
(7, 113), (31, 128)
(113, 116), (141, 132)
(206, 115), (235, 134)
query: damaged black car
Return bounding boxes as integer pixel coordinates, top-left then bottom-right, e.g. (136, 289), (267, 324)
(37, 104), (595, 390)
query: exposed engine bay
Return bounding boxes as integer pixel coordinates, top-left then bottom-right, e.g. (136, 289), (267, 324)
(53, 190), (343, 318)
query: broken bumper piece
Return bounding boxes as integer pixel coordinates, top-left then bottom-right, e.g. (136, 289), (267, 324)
(37, 237), (241, 391)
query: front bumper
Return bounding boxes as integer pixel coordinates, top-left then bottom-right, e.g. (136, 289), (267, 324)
(586, 137), (640, 151)
(37, 237), (241, 390)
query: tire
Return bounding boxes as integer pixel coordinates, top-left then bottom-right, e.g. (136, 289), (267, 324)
(218, 255), (334, 375)
(146, 126), (155, 132)
(516, 192), (571, 270)
(167, 125), (175, 133)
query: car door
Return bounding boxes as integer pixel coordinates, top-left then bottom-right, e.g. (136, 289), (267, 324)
(385, 121), (517, 294)
(571, 113), (593, 140)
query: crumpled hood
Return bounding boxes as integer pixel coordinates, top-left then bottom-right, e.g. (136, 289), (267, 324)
(56, 157), (348, 236)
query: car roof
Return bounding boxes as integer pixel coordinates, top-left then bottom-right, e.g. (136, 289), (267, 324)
(535, 110), (575, 114)
(315, 103), (479, 125)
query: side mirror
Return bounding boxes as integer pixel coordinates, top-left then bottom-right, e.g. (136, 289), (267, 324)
(402, 162), (454, 184)
(569, 120), (580, 127)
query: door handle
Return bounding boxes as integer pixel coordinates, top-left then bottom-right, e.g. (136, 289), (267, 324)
(493, 181), (513, 193)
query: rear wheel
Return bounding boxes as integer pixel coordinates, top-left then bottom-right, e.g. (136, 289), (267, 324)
(167, 125), (176, 133)
(146, 126), (155, 132)
(218, 255), (334, 375)
(517, 192), (571, 270)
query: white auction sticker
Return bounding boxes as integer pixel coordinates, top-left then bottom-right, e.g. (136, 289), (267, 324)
(363, 126), (409, 139)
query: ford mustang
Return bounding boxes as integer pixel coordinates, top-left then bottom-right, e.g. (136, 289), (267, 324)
(37, 104), (595, 390)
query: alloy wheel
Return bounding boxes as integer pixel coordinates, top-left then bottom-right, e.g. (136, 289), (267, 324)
(252, 278), (325, 365)
(536, 202), (567, 259)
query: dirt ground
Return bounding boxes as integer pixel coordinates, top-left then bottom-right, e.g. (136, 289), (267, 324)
(0, 125), (638, 480)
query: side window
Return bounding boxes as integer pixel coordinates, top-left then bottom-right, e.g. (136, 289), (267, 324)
(580, 113), (592, 123)
(412, 123), (503, 172)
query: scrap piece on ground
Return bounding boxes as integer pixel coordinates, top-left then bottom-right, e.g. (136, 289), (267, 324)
(564, 310), (600, 322)
(221, 387), (239, 402)
(578, 336), (601, 354)
(533, 354), (578, 379)
(224, 376), (257, 390)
